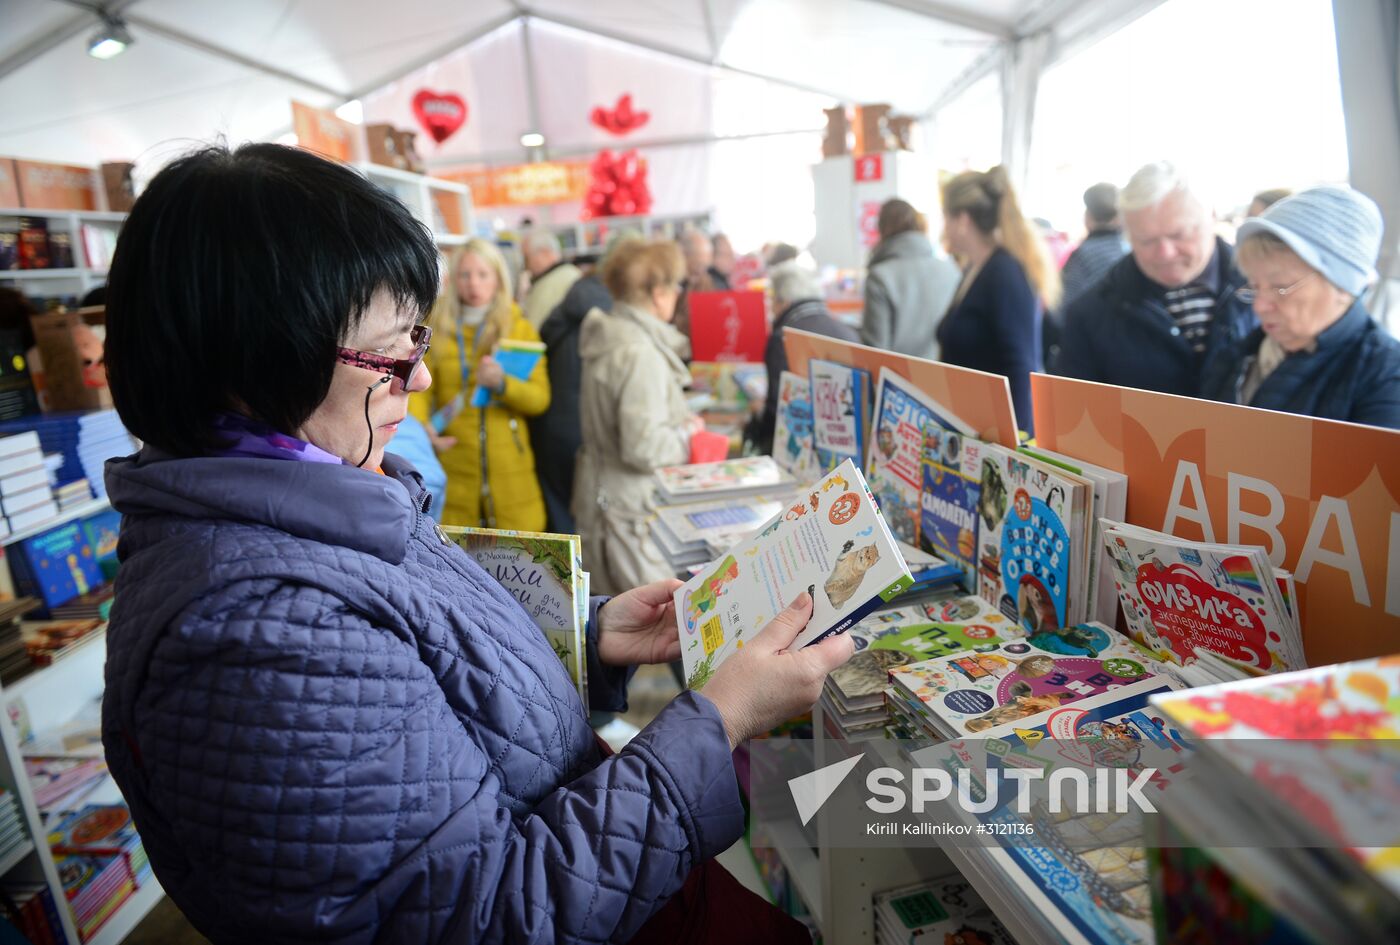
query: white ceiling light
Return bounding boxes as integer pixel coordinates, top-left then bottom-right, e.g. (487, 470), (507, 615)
(520, 132), (545, 148)
(88, 13), (134, 60)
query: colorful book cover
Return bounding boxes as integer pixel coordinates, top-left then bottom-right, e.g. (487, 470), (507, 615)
(1151, 658), (1400, 903)
(874, 876), (1015, 945)
(808, 359), (870, 473)
(8, 522), (101, 611)
(891, 621), (1161, 738)
(677, 459), (913, 689)
(48, 805), (137, 854)
(829, 596), (1019, 707)
(922, 681), (1187, 945)
(445, 526), (589, 710)
(1100, 521), (1301, 673)
(919, 424), (983, 592)
(976, 444), (1089, 632)
(770, 371), (816, 478)
(866, 367), (974, 545)
(655, 456), (795, 502)
(471, 338), (545, 407)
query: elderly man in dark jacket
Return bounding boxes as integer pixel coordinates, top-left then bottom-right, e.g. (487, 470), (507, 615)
(746, 262), (859, 453)
(1054, 162), (1255, 395)
(1201, 186), (1400, 428)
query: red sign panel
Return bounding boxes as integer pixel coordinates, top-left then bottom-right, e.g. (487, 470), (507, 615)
(687, 290), (768, 363)
(854, 153), (884, 182)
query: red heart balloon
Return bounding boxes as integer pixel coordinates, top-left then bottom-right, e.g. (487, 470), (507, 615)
(411, 89), (468, 144)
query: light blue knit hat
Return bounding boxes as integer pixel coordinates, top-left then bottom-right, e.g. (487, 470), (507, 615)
(1237, 185), (1383, 295)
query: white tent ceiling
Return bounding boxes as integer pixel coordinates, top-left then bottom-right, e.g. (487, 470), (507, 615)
(0, 0), (1161, 169)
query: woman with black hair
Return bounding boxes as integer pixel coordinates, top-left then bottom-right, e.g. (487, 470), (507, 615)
(99, 143), (845, 944)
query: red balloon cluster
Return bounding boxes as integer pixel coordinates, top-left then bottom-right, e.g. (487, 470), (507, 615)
(582, 148), (652, 219)
(590, 93), (650, 135)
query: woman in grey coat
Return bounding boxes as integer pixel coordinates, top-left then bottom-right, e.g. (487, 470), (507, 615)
(860, 198), (961, 360)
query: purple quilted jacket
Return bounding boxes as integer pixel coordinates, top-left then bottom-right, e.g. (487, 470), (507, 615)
(101, 449), (744, 944)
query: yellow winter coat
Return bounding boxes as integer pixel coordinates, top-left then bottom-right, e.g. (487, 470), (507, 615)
(409, 304), (550, 529)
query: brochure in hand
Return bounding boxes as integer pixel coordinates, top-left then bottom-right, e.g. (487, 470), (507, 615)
(470, 338), (545, 407)
(677, 459), (913, 689)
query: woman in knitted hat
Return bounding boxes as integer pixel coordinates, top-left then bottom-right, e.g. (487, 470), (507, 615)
(1202, 186), (1400, 429)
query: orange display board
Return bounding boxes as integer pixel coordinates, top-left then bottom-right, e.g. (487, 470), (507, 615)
(291, 101), (362, 164)
(0, 160), (19, 207)
(1031, 373), (1400, 666)
(13, 160), (96, 211)
(438, 160), (590, 207)
(782, 327), (1019, 448)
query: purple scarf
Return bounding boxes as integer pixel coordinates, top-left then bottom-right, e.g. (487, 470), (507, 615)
(211, 413), (346, 465)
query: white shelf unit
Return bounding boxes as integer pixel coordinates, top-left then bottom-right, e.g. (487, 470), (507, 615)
(0, 627), (165, 944)
(542, 211), (713, 258)
(354, 164), (474, 247)
(0, 208), (124, 299)
(3, 498), (110, 549)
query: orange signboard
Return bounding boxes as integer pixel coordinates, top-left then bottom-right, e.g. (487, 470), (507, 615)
(782, 327), (1019, 448)
(14, 160), (96, 211)
(1031, 373), (1400, 666)
(291, 100), (361, 164)
(438, 160), (590, 207)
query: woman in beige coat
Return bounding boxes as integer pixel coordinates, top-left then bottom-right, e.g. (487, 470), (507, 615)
(573, 240), (700, 594)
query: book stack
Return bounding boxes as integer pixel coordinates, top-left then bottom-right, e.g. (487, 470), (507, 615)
(0, 410), (137, 499)
(1101, 521), (1306, 675)
(0, 788), (28, 864)
(1149, 660), (1400, 942)
(677, 460), (913, 690)
(25, 757), (109, 815)
(653, 456), (796, 505)
(54, 478), (94, 512)
(650, 493), (793, 571)
(0, 432), (55, 538)
(445, 526), (591, 712)
(23, 619), (105, 666)
(50, 805), (151, 890)
(53, 850), (136, 941)
(874, 876), (1014, 945)
(822, 593), (1022, 742)
(888, 621), (1167, 741)
(0, 597), (37, 682)
(50, 586), (115, 621)
(1, 883), (65, 944)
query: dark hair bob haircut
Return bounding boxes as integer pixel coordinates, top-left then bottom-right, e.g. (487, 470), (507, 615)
(105, 142), (439, 457)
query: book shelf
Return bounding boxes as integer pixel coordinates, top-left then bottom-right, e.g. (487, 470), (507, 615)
(0, 208), (124, 298)
(353, 164), (474, 246)
(0, 626), (165, 944)
(3, 498), (109, 549)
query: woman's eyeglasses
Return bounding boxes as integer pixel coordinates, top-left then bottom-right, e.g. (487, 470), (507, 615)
(1235, 272), (1315, 304)
(335, 324), (432, 388)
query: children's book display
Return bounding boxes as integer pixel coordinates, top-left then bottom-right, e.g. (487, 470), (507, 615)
(873, 876), (1015, 945)
(808, 359), (870, 473)
(1150, 659), (1400, 939)
(445, 526), (589, 710)
(888, 621), (1164, 739)
(823, 594), (1019, 741)
(975, 445), (1091, 634)
(865, 367), (973, 546)
(770, 371), (817, 479)
(913, 678), (1188, 945)
(919, 423), (985, 592)
(654, 456), (796, 504)
(1100, 520), (1305, 673)
(677, 460), (912, 690)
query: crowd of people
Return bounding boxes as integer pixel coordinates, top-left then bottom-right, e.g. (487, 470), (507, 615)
(78, 141), (1400, 944)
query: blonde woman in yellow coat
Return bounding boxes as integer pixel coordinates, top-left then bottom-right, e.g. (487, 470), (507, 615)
(410, 238), (550, 529)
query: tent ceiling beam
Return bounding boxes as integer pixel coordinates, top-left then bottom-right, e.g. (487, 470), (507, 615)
(861, 0), (1012, 40)
(523, 10), (848, 102)
(0, 0), (142, 83)
(924, 43), (1003, 115)
(699, 0), (721, 63)
(122, 13), (346, 98)
(341, 10), (520, 103)
(519, 16), (544, 138)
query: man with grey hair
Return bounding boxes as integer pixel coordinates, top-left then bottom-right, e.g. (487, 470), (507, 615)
(521, 229), (581, 329)
(1053, 161), (1254, 396)
(745, 262), (859, 453)
(674, 228), (729, 343)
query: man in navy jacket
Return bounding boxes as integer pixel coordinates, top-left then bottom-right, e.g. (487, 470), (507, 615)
(1053, 162), (1255, 395)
